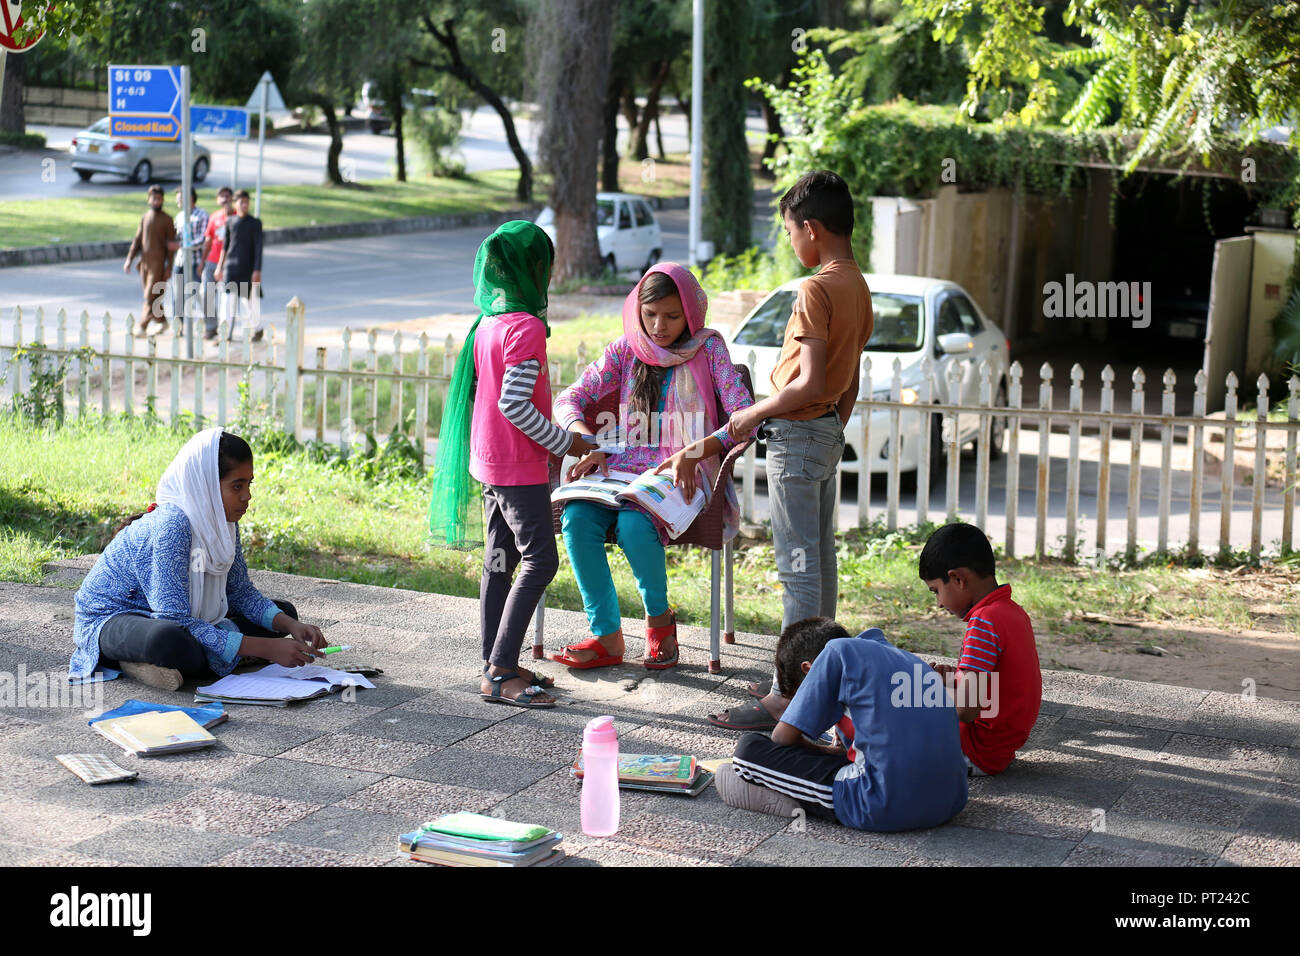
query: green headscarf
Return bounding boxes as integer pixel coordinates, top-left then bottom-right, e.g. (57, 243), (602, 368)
(428, 220), (555, 548)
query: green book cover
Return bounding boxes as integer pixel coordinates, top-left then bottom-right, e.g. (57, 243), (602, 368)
(418, 812), (551, 844)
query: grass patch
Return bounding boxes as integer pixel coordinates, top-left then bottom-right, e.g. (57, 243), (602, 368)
(2, 416), (1287, 661)
(0, 171), (527, 250)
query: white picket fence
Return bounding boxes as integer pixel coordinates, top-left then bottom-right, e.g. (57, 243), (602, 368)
(4, 301), (1299, 563)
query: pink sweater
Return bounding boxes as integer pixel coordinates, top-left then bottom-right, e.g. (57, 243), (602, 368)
(470, 312), (554, 486)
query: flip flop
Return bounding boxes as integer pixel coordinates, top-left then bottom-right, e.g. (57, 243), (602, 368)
(639, 614), (679, 671)
(550, 636), (623, 670)
(480, 671), (556, 709)
(483, 663), (554, 688)
(747, 681), (770, 699)
(707, 700), (778, 731)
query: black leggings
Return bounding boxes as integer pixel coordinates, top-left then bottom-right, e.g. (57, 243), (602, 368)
(98, 600), (298, 678)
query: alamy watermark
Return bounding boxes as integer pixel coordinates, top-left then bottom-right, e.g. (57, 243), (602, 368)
(1, 665), (105, 716)
(890, 662), (1000, 718)
(1042, 274), (1151, 329)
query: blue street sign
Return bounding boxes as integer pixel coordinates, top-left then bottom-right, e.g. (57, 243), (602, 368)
(190, 105), (250, 139)
(109, 115), (180, 140)
(108, 65), (182, 117)
(108, 64), (182, 141)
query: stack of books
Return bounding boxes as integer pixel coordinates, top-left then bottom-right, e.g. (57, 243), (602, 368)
(399, 813), (564, 867)
(571, 751), (714, 796)
(92, 710), (217, 757)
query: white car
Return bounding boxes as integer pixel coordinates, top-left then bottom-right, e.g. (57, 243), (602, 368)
(535, 192), (662, 275)
(724, 274), (1012, 478)
(70, 116), (212, 184)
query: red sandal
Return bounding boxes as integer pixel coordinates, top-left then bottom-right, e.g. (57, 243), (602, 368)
(640, 613), (679, 670)
(550, 635), (624, 670)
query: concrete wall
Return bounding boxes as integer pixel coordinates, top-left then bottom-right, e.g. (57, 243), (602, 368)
(1204, 236), (1255, 411)
(1244, 229), (1300, 385)
(22, 86), (104, 127)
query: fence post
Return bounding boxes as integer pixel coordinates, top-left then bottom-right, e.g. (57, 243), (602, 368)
(1036, 363), (1054, 558)
(1157, 369), (1176, 554)
(55, 309), (67, 427)
(1189, 369), (1207, 557)
(1219, 372), (1238, 558)
(122, 317), (135, 418)
(975, 360), (993, 533)
(392, 331), (404, 431)
(946, 360), (963, 520)
(887, 357), (903, 531)
(858, 355), (872, 528)
(283, 298), (306, 442)
(1251, 374), (1269, 560)
(1096, 365), (1114, 559)
(917, 354), (933, 529)
(1283, 375), (1298, 555)
(340, 328), (354, 458)
(78, 311), (90, 418)
(416, 332), (430, 465)
(366, 329), (379, 436)
(1005, 361), (1022, 559)
(100, 312), (111, 418)
(1063, 364), (1083, 561)
(316, 346), (328, 443)
(217, 329), (229, 427)
(170, 315), (182, 425)
(146, 334), (158, 420)
(1126, 367), (1145, 562)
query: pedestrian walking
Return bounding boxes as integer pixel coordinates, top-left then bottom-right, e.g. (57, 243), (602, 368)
(214, 189), (265, 342)
(200, 187), (234, 341)
(123, 185), (180, 337)
(171, 186), (209, 335)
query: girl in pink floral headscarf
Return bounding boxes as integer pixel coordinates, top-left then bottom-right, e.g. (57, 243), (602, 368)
(551, 263), (755, 671)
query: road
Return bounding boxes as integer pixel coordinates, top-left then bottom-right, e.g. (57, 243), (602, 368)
(1, 108), (759, 199)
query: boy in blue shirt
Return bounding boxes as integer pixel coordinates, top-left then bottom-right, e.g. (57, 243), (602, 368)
(717, 617), (968, 831)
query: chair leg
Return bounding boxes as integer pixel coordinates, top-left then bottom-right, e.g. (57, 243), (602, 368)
(532, 589), (546, 660)
(723, 541), (735, 644)
(709, 549), (721, 673)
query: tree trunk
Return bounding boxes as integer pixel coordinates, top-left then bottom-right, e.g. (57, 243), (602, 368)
(758, 86), (784, 179)
(419, 17), (532, 202)
(600, 78), (621, 192)
(654, 111), (665, 160)
(385, 74), (407, 183)
(0, 51), (26, 135)
(308, 96), (344, 185)
(536, 0), (615, 280)
(703, 0), (753, 257)
(620, 84), (641, 159)
(631, 59), (670, 163)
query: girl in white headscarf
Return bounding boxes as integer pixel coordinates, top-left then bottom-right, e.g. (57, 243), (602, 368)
(69, 428), (327, 690)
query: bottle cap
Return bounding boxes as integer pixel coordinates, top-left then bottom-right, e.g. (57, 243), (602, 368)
(583, 715), (617, 746)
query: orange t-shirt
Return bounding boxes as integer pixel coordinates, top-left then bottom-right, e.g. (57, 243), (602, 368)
(769, 259), (873, 420)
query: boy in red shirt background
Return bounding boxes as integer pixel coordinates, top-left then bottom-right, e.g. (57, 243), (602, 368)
(919, 522), (1042, 775)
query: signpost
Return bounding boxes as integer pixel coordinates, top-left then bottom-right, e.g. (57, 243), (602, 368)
(0, 0), (47, 126)
(244, 70), (286, 217)
(191, 105), (249, 139)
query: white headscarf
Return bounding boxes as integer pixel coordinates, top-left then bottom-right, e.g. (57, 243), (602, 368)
(156, 427), (237, 624)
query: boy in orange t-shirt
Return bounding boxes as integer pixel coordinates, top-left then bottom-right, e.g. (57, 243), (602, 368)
(710, 170), (873, 730)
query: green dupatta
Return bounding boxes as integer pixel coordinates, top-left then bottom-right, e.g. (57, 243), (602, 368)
(427, 220), (554, 548)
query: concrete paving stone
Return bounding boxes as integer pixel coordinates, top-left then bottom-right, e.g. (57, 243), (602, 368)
(1239, 780), (1300, 842)
(614, 715), (739, 763)
(398, 744), (556, 794)
(32, 775), (197, 815)
(1218, 833), (1300, 866)
(1021, 711), (1064, 748)
(5, 749), (76, 790)
(220, 757), (385, 804)
(985, 752), (1138, 806)
(791, 815), (934, 854)
(914, 823), (1077, 866)
(560, 838), (729, 867)
(1, 721), (120, 760)
(485, 790), (592, 840)
(1062, 843), (1217, 867)
(346, 597), (482, 635)
(629, 786), (795, 837)
(21, 848), (123, 867)
(741, 831), (919, 867)
(1082, 812), (1235, 858)
(278, 732), (440, 775)
(143, 786), (321, 836)
(207, 718), (329, 758)
(346, 709), (495, 747)
(603, 809), (770, 863)
(1111, 782), (1253, 829)
(0, 841), (48, 865)
(321, 680), (426, 710)
(108, 747), (265, 786)
(0, 794), (122, 846)
(209, 838), (390, 867)
(1185, 692), (1300, 747)
(69, 820), (254, 865)
(248, 569), (416, 607)
(226, 699), (383, 732)
(1278, 748), (1300, 782)
(334, 775), (508, 819)
(1054, 675), (1207, 725)
(1157, 733), (1286, 778)
(270, 806), (407, 856)
(305, 621), (433, 657)
(954, 792), (1097, 841)
(457, 716), (615, 763)
(397, 688), (521, 722)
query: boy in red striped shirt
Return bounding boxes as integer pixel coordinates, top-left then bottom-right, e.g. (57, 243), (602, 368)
(919, 523), (1042, 775)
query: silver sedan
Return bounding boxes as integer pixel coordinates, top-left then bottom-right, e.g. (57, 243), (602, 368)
(70, 116), (212, 185)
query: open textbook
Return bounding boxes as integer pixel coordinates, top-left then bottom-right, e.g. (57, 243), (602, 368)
(551, 468), (709, 538)
(195, 662), (375, 706)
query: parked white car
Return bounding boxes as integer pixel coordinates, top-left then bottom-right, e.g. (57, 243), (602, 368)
(724, 273), (1012, 477)
(70, 116), (212, 185)
(535, 192), (662, 275)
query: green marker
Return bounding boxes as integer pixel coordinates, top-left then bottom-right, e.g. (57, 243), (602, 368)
(319, 645), (353, 655)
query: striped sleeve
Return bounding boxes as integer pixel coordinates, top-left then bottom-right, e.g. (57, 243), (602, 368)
(499, 359), (571, 457)
(958, 614), (1001, 673)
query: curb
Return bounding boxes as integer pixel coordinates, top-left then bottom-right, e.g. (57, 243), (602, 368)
(0, 194), (691, 269)
(0, 204), (545, 269)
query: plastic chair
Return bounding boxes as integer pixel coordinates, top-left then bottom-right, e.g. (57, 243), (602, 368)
(531, 364), (756, 673)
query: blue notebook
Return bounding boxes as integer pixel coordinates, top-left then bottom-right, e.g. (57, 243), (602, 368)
(88, 698), (227, 729)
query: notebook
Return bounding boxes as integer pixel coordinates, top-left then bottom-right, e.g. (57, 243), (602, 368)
(195, 663), (375, 706)
(89, 699), (227, 730)
(400, 831), (562, 867)
(417, 812), (553, 851)
(93, 710), (217, 756)
(572, 751), (699, 787)
(56, 753), (139, 785)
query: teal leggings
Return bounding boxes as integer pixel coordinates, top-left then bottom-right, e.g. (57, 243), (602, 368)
(561, 501), (668, 636)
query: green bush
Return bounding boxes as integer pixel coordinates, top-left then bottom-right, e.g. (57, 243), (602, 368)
(408, 105), (465, 179)
(0, 131), (47, 149)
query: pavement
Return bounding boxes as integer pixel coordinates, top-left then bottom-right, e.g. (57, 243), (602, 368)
(1, 556), (1297, 867)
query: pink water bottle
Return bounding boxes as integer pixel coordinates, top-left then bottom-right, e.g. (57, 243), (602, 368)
(580, 715), (620, 836)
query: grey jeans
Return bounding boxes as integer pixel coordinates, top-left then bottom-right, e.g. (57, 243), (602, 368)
(480, 482), (559, 669)
(763, 413), (845, 633)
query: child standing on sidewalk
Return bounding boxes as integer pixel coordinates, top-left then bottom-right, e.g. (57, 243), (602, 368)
(428, 220), (595, 708)
(712, 170), (873, 731)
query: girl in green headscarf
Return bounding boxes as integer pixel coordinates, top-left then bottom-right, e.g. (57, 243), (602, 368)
(429, 220), (594, 708)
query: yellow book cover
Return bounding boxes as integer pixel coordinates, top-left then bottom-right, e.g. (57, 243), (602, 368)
(98, 710), (216, 754)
